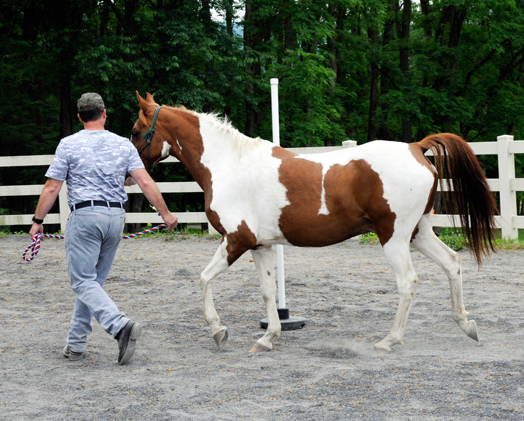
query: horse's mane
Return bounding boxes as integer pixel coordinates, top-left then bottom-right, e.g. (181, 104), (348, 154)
(139, 101), (261, 153)
(198, 111), (261, 152)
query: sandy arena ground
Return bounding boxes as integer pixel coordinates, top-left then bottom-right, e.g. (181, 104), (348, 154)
(1, 233), (523, 420)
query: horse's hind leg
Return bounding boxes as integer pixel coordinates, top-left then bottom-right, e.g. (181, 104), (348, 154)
(410, 216), (478, 342)
(199, 241), (231, 350)
(249, 246), (281, 352)
(374, 238), (419, 354)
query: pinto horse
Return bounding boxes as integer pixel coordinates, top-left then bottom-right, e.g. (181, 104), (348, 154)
(130, 92), (497, 354)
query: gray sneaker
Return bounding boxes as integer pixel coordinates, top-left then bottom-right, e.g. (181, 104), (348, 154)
(62, 345), (83, 361)
(115, 321), (142, 365)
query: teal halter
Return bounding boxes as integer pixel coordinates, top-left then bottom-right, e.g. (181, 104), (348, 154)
(138, 105), (162, 173)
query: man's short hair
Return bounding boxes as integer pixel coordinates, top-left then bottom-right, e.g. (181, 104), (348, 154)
(78, 93), (105, 122)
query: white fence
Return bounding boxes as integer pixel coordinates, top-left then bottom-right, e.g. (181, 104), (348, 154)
(0, 136), (523, 238)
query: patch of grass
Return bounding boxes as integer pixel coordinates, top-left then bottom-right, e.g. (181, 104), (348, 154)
(163, 228), (202, 241)
(438, 227), (524, 251)
(359, 232), (379, 246)
(207, 232), (223, 240)
(123, 224), (221, 241)
(438, 228), (467, 251)
(495, 237), (524, 250)
(163, 228), (222, 241)
(358, 229), (469, 251)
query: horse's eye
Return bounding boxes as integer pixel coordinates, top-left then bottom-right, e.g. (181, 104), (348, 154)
(131, 130), (139, 137)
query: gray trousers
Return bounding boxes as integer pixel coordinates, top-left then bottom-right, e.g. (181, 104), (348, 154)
(65, 205), (128, 353)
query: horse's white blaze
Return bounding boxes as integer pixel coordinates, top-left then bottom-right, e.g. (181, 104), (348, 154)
(199, 119), (290, 242)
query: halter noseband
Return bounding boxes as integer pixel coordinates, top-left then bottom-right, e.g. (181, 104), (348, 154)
(138, 105), (163, 173)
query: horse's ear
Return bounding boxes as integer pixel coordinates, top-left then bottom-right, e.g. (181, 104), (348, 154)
(136, 91), (155, 115)
(146, 92), (155, 103)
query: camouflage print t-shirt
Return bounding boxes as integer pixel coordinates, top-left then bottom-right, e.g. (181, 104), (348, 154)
(45, 130), (145, 206)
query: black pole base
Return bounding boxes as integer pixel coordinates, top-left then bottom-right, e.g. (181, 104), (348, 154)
(260, 308), (307, 331)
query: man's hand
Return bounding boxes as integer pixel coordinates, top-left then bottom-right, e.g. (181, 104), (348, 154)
(162, 213), (178, 230)
(29, 223), (44, 237)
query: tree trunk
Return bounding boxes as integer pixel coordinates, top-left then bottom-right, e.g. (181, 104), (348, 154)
(58, 0), (73, 139)
(367, 27), (379, 143)
(59, 76), (73, 139)
(378, 2), (398, 141)
(399, 0), (412, 142)
(244, 0), (258, 137)
(225, 0), (233, 37)
(124, 0), (139, 35)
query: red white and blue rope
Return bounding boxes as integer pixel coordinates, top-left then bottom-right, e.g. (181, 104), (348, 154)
(121, 224), (167, 239)
(22, 224), (167, 262)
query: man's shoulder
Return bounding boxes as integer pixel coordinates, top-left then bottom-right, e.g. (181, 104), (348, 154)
(61, 130), (129, 144)
(99, 130), (132, 145)
(59, 130), (92, 145)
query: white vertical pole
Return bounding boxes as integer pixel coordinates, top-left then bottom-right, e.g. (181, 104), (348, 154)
(270, 78), (286, 309)
(497, 134), (517, 239)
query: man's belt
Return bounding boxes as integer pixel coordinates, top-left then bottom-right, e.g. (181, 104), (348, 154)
(70, 201), (124, 211)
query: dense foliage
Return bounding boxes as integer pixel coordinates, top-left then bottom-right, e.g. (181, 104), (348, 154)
(1, 0), (523, 223)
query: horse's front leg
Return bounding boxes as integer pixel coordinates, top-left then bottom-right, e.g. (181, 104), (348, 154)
(249, 246), (281, 352)
(199, 241), (230, 349)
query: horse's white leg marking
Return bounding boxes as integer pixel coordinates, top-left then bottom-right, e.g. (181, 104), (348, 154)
(249, 246), (281, 352)
(375, 238), (419, 354)
(199, 240), (230, 348)
(410, 216), (478, 341)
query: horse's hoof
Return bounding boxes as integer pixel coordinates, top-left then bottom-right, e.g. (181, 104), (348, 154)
(373, 344), (391, 355)
(249, 342), (271, 353)
(213, 328), (228, 350)
(466, 320), (479, 342)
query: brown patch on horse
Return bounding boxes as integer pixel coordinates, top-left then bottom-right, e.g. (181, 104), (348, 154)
(206, 207), (226, 237)
(163, 111), (227, 237)
(273, 148), (395, 246)
(225, 220), (258, 265)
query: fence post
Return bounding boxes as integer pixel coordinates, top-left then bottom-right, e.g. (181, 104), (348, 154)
(342, 140), (357, 148)
(497, 135), (517, 239)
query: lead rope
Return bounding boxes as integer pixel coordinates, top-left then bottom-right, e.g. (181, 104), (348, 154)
(22, 224), (167, 262)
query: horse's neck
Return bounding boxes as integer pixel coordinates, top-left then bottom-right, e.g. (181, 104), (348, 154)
(169, 115), (240, 187)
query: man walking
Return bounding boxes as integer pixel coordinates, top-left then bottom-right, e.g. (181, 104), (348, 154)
(29, 93), (178, 365)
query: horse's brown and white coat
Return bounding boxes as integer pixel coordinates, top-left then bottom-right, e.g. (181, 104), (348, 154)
(131, 93), (497, 354)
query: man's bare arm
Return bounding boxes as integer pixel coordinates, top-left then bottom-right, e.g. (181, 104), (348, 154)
(128, 168), (178, 230)
(29, 178), (64, 236)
